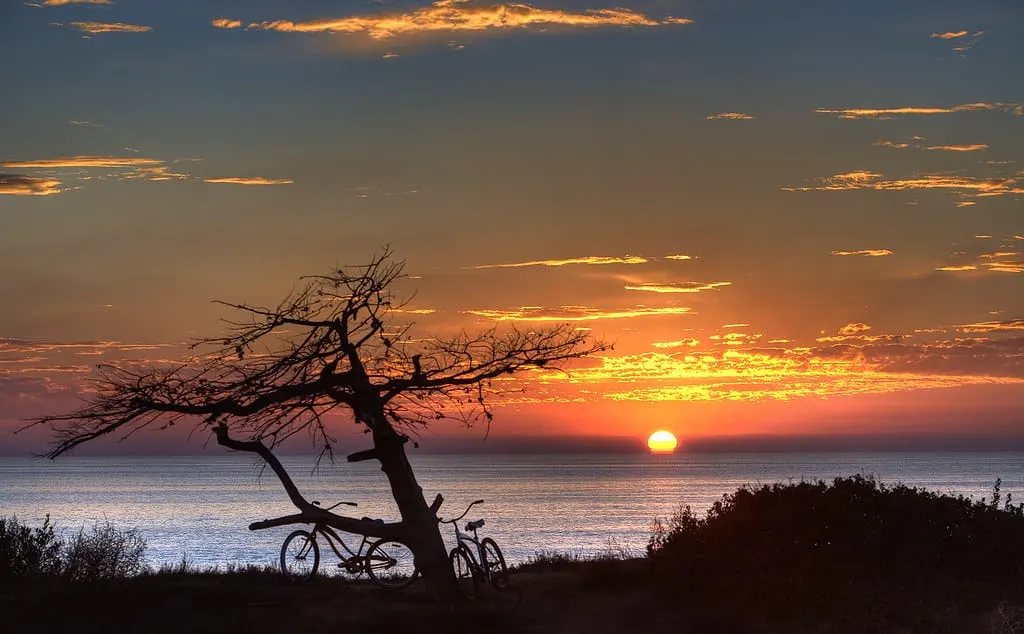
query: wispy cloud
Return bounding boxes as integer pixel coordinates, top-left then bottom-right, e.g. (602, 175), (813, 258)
(471, 255), (648, 269)
(202, 177), (294, 186)
(784, 171), (1023, 199)
(931, 31), (969, 40)
(874, 140), (911, 150)
(706, 112), (754, 120)
(36, 0), (110, 4)
(960, 320), (1024, 333)
(816, 102), (1021, 119)
(839, 322), (872, 336)
(831, 249), (893, 257)
(0, 174), (64, 196)
(215, 1), (690, 41)
(664, 254), (692, 261)
(936, 264), (978, 272)
(927, 144), (989, 152)
(1, 156), (162, 169)
(652, 338), (699, 348)
(70, 21), (152, 34)
(624, 281), (731, 293)
(930, 30), (984, 56)
(465, 305), (691, 321)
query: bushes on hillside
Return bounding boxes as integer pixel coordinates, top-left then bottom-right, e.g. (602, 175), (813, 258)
(648, 475), (1024, 586)
(0, 515), (146, 583)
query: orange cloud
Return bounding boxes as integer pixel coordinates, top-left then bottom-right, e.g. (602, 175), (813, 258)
(465, 305), (691, 321)
(839, 322), (872, 336)
(38, 0), (110, 4)
(652, 339), (699, 349)
(784, 171), (1023, 198)
(831, 249), (894, 257)
(926, 144), (989, 152)
(70, 21), (152, 34)
(816, 102), (1022, 119)
(202, 177), (294, 185)
(931, 31), (968, 39)
(211, 18), (242, 29)
(706, 112), (754, 120)
(624, 281), (731, 293)
(225, 1), (690, 40)
(874, 140), (911, 150)
(1, 156), (162, 169)
(936, 265), (978, 271)
(471, 255), (648, 269)
(0, 174), (64, 196)
(960, 320), (1024, 333)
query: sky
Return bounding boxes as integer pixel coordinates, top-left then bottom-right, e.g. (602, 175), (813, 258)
(1, 0), (1022, 455)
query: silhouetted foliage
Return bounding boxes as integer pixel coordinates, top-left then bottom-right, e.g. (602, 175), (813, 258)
(0, 515), (146, 584)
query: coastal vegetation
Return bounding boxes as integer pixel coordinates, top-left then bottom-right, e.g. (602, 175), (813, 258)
(4, 476), (1024, 633)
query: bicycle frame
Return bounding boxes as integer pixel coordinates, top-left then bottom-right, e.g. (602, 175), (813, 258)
(309, 523), (374, 571)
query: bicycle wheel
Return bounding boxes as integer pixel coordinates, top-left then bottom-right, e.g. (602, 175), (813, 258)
(365, 539), (418, 590)
(280, 529), (319, 581)
(480, 537), (509, 589)
(449, 545), (480, 600)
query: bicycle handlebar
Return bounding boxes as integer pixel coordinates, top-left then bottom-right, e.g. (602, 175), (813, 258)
(438, 499), (484, 524)
(312, 500), (358, 511)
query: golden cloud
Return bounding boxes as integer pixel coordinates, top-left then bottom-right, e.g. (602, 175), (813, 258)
(664, 254), (692, 261)
(471, 255), (648, 269)
(784, 171), (1024, 198)
(931, 31), (968, 40)
(956, 201), (977, 207)
(624, 281), (731, 293)
(223, 1), (690, 40)
(212, 18), (243, 29)
(874, 140), (911, 150)
(706, 112), (754, 120)
(831, 249), (894, 257)
(0, 174), (64, 196)
(465, 305), (691, 322)
(39, 0), (110, 4)
(960, 320), (1024, 333)
(927, 144), (989, 152)
(1, 156), (163, 169)
(983, 261), (1024, 273)
(70, 21), (153, 34)
(652, 339), (699, 349)
(202, 177), (294, 185)
(816, 102), (1022, 119)
(936, 265), (978, 271)
(839, 322), (872, 336)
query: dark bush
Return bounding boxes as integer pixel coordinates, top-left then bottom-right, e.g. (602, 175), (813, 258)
(649, 475), (1024, 586)
(0, 515), (63, 581)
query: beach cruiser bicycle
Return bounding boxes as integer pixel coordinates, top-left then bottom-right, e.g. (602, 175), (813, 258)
(279, 499), (418, 589)
(440, 499), (509, 598)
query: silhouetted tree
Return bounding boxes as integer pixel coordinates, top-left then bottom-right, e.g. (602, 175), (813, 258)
(29, 250), (605, 599)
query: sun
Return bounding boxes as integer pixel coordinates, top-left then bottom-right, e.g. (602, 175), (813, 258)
(647, 430), (678, 453)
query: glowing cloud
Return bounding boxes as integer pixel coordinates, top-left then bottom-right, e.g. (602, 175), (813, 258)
(839, 322), (872, 336)
(652, 339), (699, 348)
(816, 102), (1022, 119)
(70, 22), (153, 34)
(927, 144), (989, 152)
(706, 112), (754, 120)
(936, 265), (978, 271)
(471, 255), (648, 269)
(874, 140), (911, 150)
(624, 281), (731, 293)
(39, 0), (110, 4)
(202, 177), (294, 186)
(831, 249), (894, 257)
(222, 1), (690, 41)
(784, 171), (1023, 198)
(0, 174), (64, 196)
(664, 254), (692, 261)
(1, 156), (162, 169)
(465, 305), (691, 321)
(960, 320), (1024, 333)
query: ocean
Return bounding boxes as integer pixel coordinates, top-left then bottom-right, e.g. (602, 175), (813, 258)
(2, 452), (1022, 570)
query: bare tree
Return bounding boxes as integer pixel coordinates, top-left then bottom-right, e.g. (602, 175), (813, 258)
(27, 250), (606, 599)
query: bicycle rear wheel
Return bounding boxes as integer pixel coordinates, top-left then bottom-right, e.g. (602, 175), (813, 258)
(280, 529), (319, 581)
(365, 539), (418, 589)
(449, 545), (480, 600)
(481, 537), (509, 589)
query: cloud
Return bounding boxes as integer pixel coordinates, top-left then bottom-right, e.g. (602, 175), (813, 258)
(652, 339), (699, 349)
(831, 249), (894, 257)
(936, 265), (978, 271)
(839, 322), (872, 336)
(202, 177), (294, 185)
(38, 0), (110, 4)
(927, 144), (989, 152)
(212, 18), (242, 29)
(70, 21), (152, 34)
(0, 174), (64, 196)
(931, 31), (968, 40)
(664, 254), (692, 261)
(220, 1), (690, 41)
(464, 305), (691, 321)
(784, 171), (1024, 199)
(874, 140), (910, 150)
(624, 281), (731, 293)
(816, 102), (1022, 119)
(983, 261), (1024, 273)
(706, 112), (754, 120)
(69, 120), (104, 128)
(956, 201), (977, 207)
(471, 255), (648, 269)
(960, 320), (1024, 333)
(1, 156), (162, 169)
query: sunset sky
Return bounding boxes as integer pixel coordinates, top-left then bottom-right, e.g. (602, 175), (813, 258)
(2, 0), (1022, 454)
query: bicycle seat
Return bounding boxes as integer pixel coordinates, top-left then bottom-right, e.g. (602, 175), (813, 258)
(465, 519), (485, 531)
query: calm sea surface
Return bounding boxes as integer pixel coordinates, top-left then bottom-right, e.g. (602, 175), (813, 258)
(2, 453), (1023, 569)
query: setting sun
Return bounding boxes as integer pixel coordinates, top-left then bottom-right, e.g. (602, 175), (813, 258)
(647, 430), (678, 453)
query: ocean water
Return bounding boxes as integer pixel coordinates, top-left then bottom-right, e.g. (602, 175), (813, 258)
(2, 452), (1022, 570)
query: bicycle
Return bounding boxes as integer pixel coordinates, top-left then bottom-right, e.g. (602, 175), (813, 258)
(278, 499), (418, 589)
(440, 499), (509, 599)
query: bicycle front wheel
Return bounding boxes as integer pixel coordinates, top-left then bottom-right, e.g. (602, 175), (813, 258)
(481, 537), (509, 589)
(449, 545), (480, 600)
(280, 529), (319, 581)
(365, 539), (418, 590)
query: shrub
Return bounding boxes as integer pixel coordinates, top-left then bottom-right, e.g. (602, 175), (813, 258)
(0, 515), (63, 581)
